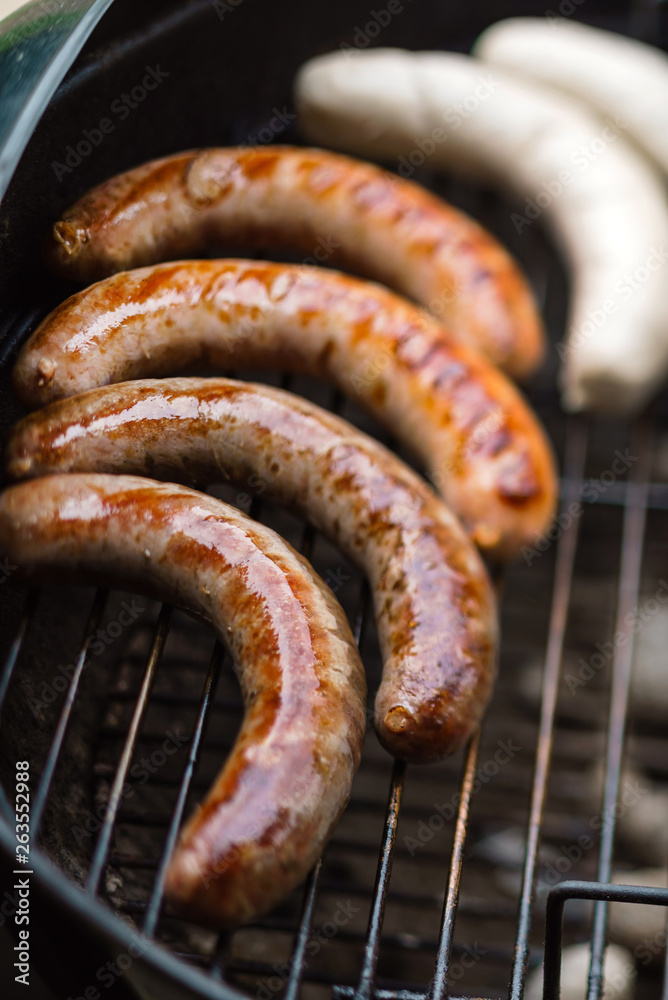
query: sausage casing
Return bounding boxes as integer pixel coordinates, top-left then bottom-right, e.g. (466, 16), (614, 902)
(43, 145), (545, 378)
(0, 474), (366, 927)
(13, 260), (557, 561)
(6, 376), (498, 762)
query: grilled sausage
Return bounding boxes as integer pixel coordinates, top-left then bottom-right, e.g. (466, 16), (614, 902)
(42, 145), (544, 378)
(13, 260), (557, 561)
(6, 376), (498, 763)
(0, 474), (366, 927)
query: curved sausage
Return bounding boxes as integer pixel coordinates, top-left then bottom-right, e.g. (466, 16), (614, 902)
(296, 48), (668, 415)
(0, 474), (366, 927)
(6, 376), (498, 763)
(13, 260), (557, 561)
(42, 145), (544, 378)
(475, 18), (668, 179)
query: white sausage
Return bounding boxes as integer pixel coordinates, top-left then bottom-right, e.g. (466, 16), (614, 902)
(295, 48), (668, 415)
(475, 17), (668, 177)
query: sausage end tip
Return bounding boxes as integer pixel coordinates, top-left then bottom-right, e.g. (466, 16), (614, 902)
(36, 357), (57, 384)
(51, 220), (85, 257)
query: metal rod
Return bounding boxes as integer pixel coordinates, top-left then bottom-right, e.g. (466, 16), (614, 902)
(544, 880), (668, 1000)
(31, 588), (108, 838)
(429, 731), (481, 1000)
(143, 641), (223, 937)
(284, 857), (325, 1000)
(510, 417), (589, 1000)
(0, 589), (37, 717)
(208, 932), (232, 983)
(587, 419), (653, 1000)
(337, 990), (448, 1000)
(336, 990), (425, 1000)
(87, 603), (172, 895)
(354, 758), (406, 1000)
(299, 521), (316, 564)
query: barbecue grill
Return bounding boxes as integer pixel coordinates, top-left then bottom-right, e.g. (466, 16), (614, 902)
(0, 2), (667, 999)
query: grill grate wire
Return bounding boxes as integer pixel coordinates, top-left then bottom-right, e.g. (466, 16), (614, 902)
(2, 0), (668, 989)
(429, 733), (481, 1000)
(86, 603), (173, 897)
(142, 641), (225, 939)
(2, 393), (667, 1000)
(508, 418), (588, 1000)
(586, 421), (654, 1000)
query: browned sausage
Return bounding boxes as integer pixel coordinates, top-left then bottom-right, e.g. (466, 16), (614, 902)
(0, 474), (366, 927)
(13, 260), (557, 561)
(6, 376), (498, 763)
(43, 146), (544, 378)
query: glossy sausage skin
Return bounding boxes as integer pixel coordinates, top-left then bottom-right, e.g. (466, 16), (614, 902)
(6, 377), (498, 763)
(13, 260), (557, 561)
(0, 474), (366, 927)
(43, 145), (544, 378)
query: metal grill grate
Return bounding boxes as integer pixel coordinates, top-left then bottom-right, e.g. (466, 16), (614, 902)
(1, 380), (667, 1000)
(1, 4), (668, 996)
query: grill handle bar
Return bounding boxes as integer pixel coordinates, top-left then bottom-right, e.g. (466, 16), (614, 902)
(587, 419), (653, 1000)
(544, 880), (668, 1000)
